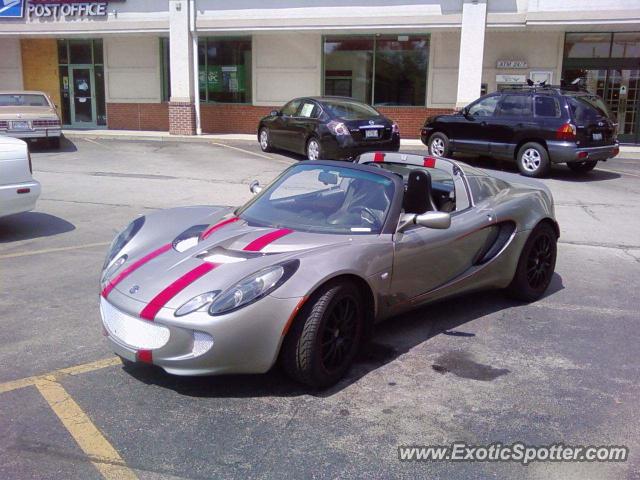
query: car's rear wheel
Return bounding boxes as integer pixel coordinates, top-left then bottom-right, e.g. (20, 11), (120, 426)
(306, 137), (322, 161)
(567, 160), (598, 173)
(506, 222), (557, 302)
(259, 128), (274, 152)
(428, 132), (450, 157)
(517, 142), (550, 178)
(281, 281), (364, 388)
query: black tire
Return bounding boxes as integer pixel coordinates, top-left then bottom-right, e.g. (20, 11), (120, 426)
(281, 281), (364, 388)
(507, 222), (557, 302)
(306, 137), (322, 161)
(567, 160), (598, 174)
(48, 137), (61, 149)
(428, 132), (451, 157)
(516, 142), (550, 178)
(258, 127), (274, 153)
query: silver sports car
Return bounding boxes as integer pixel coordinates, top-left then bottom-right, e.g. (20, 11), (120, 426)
(100, 152), (559, 387)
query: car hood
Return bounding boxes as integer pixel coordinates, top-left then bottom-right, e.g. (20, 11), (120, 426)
(0, 107), (58, 119)
(107, 211), (354, 310)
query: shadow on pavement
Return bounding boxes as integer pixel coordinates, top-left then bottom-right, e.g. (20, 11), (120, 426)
(123, 273), (564, 398)
(0, 212), (76, 243)
(27, 136), (78, 153)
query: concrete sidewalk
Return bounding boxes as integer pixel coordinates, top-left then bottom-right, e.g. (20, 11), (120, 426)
(62, 128), (640, 153)
(62, 129), (427, 147)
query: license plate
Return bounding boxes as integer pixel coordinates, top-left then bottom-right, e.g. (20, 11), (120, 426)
(365, 129), (378, 139)
(592, 132), (603, 141)
(10, 121), (30, 131)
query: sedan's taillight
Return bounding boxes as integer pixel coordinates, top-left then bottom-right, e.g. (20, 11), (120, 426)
(327, 121), (350, 136)
(556, 123), (576, 141)
(32, 119), (61, 127)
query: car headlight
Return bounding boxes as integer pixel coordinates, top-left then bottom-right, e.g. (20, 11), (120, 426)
(101, 254), (128, 284)
(209, 260), (299, 316)
(175, 291), (221, 317)
(103, 216), (145, 270)
(172, 224), (208, 252)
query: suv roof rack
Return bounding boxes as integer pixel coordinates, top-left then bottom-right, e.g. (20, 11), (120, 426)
(498, 84), (590, 94)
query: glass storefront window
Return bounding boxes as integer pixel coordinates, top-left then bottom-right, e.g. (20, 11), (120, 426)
(198, 37), (252, 103)
(69, 39), (93, 64)
(564, 33), (612, 59)
(612, 33), (640, 59)
(374, 35), (428, 106)
(324, 36), (374, 104)
(323, 35), (429, 107)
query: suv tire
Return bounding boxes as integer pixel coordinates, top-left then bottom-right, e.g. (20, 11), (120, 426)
(428, 132), (451, 157)
(567, 160), (598, 174)
(517, 142), (550, 178)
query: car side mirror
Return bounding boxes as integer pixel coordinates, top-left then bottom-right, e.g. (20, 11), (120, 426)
(398, 211), (451, 232)
(270, 110), (280, 117)
(249, 180), (262, 195)
(461, 107), (470, 117)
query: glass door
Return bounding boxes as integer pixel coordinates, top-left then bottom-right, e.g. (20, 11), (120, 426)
(70, 66), (96, 127)
(607, 69), (640, 143)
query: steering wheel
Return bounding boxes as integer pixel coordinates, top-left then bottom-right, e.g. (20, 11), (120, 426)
(348, 206), (381, 230)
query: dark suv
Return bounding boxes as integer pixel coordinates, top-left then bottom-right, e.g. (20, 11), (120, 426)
(421, 86), (620, 177)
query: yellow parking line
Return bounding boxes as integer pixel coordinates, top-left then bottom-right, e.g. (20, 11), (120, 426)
(0, 242), (111, 260)
(35, 376), (138, 480)
(0, 357), (121, 394)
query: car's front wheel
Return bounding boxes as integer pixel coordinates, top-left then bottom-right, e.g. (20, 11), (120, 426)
(506, 222), (557, 302)
(567, 160), (598, 174)
(306, 137), (322, 161)
(517, 142), (550, 178)
(259, 127), (274, 152)
(428, 132), (450, 157)
(281, 281), (364, 388)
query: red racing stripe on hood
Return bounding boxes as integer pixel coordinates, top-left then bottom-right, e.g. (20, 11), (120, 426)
(139, 262), (218, 321)
(200, 216), (240, 240)
(243, 228), (294, 252)
(101, 243), (172, 298)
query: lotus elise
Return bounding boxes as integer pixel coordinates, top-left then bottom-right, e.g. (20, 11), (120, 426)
(100, 152), (559, 387)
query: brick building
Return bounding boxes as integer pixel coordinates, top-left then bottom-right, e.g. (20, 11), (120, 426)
(1, 0), (639, 141)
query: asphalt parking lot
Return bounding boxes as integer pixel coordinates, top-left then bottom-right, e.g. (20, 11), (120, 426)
(1, 137), (639, 479)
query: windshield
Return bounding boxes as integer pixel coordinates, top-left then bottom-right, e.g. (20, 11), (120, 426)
(322, 99), (380, 120)
(566, 94), (611, 122)
(238, 165), (394, 235)
(0, 94), (50, 107)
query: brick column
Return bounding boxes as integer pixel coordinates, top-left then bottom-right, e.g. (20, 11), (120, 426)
(169, 102), (196, 135)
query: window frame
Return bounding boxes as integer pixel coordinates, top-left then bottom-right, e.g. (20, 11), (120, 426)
(321, 34), (430, 107)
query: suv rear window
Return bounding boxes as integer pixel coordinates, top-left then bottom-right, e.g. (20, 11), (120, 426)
(566, 94), (611, 122)
(496, 95), (532, 117)
(534, 96), (560, 118)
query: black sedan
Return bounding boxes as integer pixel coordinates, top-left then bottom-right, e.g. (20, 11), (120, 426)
(258, 97), (400, 161)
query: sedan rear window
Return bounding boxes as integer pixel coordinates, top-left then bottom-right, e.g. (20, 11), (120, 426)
(322, 100), (380, 120)
(0, 94), (50, 107)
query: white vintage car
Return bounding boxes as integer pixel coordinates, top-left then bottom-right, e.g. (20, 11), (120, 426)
(0, 136), (41, 218)
(0, 91), (62, 149)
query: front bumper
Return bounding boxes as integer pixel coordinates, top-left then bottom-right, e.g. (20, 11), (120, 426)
(100, 293), (304, 376)
(547, 141), (620, 164)
(0, 180), (41, 218)
(321, 134), (400, 160)
(1, 128), (61, 140)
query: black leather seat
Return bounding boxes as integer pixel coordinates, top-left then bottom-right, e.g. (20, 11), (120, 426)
(403, 170), (438, 214)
